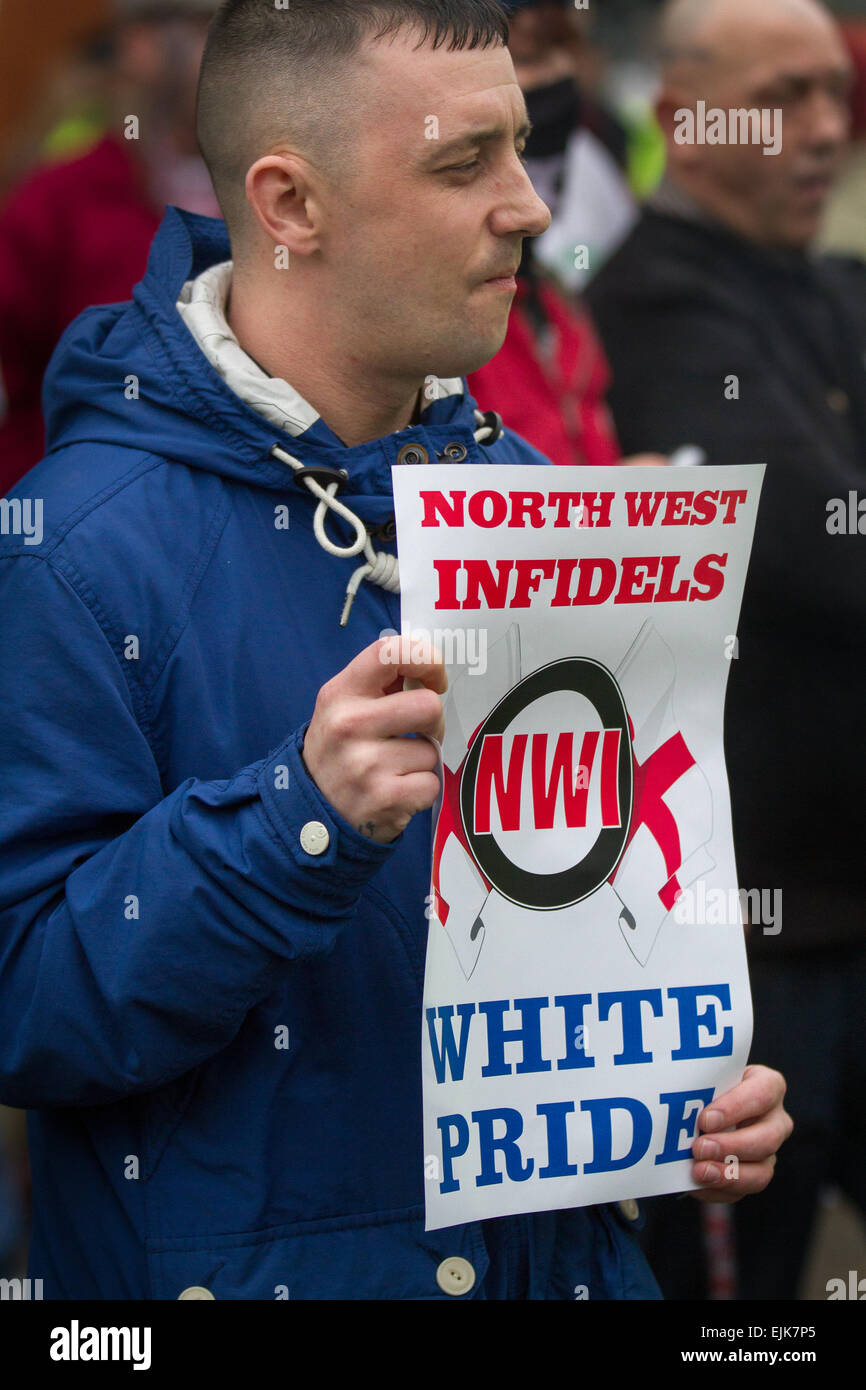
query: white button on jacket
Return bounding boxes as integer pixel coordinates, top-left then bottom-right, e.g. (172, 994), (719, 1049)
(436, 1256), (476, 1296)
(299, 820), (329, 855)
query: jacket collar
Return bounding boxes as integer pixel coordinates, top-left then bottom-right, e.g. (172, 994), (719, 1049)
(131, 206), (486, 508)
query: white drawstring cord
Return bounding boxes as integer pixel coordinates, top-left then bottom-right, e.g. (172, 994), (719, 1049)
(339, 544), (401, 627)
(270, 409), (499, 625)
(270, 443), (367, 557)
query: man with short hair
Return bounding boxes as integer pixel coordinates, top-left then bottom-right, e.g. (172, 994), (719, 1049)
(587, 0), (866, 1299)
(0, 0), (789, 1300)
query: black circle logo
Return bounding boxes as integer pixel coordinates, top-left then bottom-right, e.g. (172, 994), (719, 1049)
(459, 658), (632, 910)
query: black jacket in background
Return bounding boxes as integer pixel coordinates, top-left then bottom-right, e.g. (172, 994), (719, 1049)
(586, 209), (866, 954)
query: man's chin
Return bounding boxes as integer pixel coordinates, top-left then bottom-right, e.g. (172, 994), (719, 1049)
(440, 320), (512, 379)
(772, 215), (823, 251)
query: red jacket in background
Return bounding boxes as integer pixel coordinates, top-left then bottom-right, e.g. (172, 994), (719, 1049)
(0, 135), (161, 495)
(467, 272), (621, 468)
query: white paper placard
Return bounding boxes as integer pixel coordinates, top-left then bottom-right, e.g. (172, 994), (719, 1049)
(392, 464), (764, 1231)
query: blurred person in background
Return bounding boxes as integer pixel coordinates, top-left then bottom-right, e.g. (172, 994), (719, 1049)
(509, 0), (638, 291)
(467, 0), (622, 466)
(468, 0), (660, 468)
(820, 21), (866, 259)
(586, 0), (866, 1300)
(0, 0), (219, 496)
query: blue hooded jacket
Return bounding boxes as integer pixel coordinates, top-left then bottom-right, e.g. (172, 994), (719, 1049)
(0, 207), (661, 1300)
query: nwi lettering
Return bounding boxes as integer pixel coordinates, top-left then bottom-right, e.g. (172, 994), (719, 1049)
(473, 730), (622, 833)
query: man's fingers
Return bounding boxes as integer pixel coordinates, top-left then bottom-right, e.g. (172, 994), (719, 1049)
(621, 453), (670, 468)
(393, 770), (442, 812)
(370, 770), (442, 837)
(383, 636), (448, 695)
(690, 1157), (777, 1203)
(687, 1064), (792, 1204)
(698, 1064), (787, 1134)
(329, 636), (447, 701)
(376, 733), (442, 777)
(322, 684), (444, 744)
(365, 687), (445, 741)
(324, 718), (442, 787)
(304, 637), (449, 841)
(693, 1110), (792, 1166)
(364, 636), (449, 696)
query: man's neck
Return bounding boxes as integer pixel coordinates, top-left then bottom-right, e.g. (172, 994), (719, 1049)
(226, 275), (424, 448)
(650, 173), (812, 260)
(647, 173), (720, 228)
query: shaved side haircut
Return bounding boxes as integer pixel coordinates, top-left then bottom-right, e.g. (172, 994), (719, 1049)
(196, 0), (511, 252)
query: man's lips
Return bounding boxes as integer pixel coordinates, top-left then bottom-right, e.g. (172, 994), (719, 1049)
(482, 267), (520, 288)
(792, 170), (834, 195)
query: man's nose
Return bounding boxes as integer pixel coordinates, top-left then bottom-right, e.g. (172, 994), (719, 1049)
(492, 159), (553, 239)
(804, 88), (851, 151)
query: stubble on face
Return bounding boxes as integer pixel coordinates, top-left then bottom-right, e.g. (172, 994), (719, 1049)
(322, 30), (548, 382)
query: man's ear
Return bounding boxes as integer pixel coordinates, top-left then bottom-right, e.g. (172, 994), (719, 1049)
(244, 153), (325, 258)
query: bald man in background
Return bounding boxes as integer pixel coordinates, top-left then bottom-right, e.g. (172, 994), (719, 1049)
(587, 0), (866, 1300)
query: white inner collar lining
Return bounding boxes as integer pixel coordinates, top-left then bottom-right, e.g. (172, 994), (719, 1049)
(177, 260), (464, 440)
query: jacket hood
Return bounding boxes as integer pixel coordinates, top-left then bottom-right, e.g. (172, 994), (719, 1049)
(41, 206), (499, 524)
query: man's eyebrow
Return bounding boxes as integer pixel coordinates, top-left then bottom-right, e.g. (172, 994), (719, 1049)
(752, 62), (855, 95)
(427, 119), (533, 158)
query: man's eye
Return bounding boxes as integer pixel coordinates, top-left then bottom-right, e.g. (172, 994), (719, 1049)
(447, 149), (527, 175)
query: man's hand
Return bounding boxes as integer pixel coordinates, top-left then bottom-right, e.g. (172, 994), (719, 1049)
(302, 636), (447, 844)
(689, 1064), (793, 1203)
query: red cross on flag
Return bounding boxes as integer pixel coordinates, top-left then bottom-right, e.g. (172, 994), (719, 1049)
(610, 622), (715, 965)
